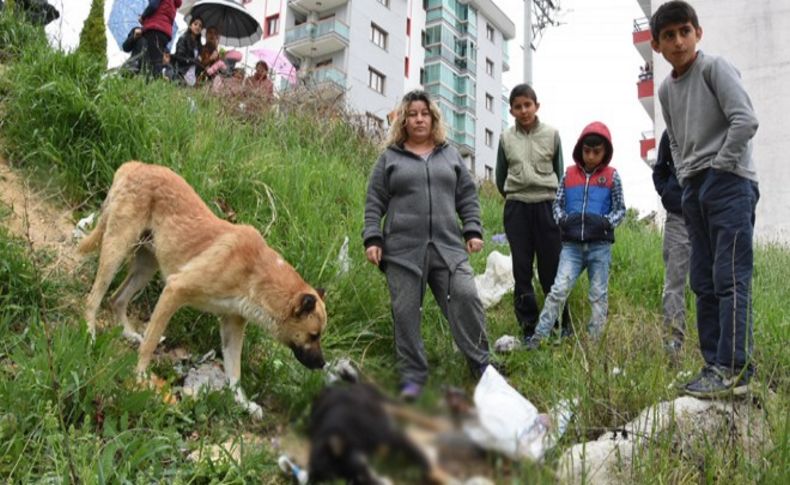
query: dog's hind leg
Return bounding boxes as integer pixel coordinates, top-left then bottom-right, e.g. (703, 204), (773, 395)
(220, 315), (262, 419)
(109, 246), (158, 344)
(84, 222), (143, 340)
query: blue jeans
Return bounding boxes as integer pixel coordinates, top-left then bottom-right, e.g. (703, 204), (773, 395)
(534, 241), (612, 339)
(682, 168), (758, 373)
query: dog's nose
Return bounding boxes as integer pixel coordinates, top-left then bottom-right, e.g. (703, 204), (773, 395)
(291, 345), (326, 370)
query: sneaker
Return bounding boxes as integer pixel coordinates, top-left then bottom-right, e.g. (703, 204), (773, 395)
(664, 338), (682, 361)
(399, 382), (423, 402)
(684, 365), (751, 398)
(560, 324), (574, 339)
(523, 335), (543, 351)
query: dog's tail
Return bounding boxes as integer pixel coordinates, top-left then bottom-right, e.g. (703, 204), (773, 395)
(78, 161), (142, 255)
(77, 214), (106, 254)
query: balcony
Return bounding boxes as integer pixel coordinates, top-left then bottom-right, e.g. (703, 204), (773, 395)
(285, 18), (349, 58)
(305, 65), (346, 93)
(632, 17), (652, 62)
(288, 0), (347, 15)
(640, 130), (656, 164)
(637, 76), (654, 118)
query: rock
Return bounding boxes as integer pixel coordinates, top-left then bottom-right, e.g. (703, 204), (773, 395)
(558, 396), (770, 484)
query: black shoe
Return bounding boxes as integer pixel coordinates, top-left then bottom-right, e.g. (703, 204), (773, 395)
(684, 365), (751, 398)
(523, 335), (543, 351)
(560, 325), (574, 339)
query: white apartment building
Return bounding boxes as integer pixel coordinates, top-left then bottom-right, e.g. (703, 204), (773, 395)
(243, 0), (515, 181)
(632, 0), (790, 244)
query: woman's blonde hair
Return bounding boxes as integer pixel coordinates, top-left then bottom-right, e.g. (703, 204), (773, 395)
(384, 90), (446, 147)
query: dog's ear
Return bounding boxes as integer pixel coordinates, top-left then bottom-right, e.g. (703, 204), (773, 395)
(329, 434), (345, 457)
(294, 293), (317, 318)
(316, 287), (326, 300)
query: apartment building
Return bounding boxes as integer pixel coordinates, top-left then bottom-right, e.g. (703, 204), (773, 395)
(632, 0), (790, 243)
(243, 0), (515, 181)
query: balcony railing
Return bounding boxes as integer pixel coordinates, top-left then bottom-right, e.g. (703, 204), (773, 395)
(308, 65), (346, 89)
(285, 17), (350, 45)
(640, 130), (656, 161)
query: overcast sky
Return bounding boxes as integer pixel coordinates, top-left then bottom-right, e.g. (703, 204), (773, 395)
(495, 0), (657, 215)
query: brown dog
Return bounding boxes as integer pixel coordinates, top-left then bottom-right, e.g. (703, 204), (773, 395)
(79, 161), (327, 418)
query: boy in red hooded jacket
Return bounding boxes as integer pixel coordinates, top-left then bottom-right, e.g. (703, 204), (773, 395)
(525, 122), (626, 349)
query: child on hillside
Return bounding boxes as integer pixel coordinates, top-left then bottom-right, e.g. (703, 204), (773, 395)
(651, 1), (759, 397)
(524, 122), (625, 350)
(652, 130), (690, 359)
(495, 83), (571, 342)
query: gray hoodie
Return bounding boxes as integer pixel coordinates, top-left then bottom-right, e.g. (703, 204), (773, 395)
(363, 143), (482, 276)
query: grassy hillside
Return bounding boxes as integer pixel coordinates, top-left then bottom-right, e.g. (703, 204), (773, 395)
(0, 11), (787, 483)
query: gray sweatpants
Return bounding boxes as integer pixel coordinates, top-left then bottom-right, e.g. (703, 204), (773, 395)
(662, 211), (691, 340)
(385, 245), (489, 386)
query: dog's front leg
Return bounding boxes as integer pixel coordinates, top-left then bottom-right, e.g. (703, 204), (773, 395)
(136, 283), (185, 377)
(220, 315), (262, 419)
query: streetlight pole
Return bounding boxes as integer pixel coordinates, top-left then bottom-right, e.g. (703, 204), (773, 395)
(524, 0), (533, 84)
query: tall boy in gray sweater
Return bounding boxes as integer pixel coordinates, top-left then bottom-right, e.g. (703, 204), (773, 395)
(651, 1), (759, 398)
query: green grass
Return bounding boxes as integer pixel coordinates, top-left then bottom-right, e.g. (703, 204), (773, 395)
(0, 11), (787, 483)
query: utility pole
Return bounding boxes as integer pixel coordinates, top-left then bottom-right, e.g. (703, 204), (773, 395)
(524, 0), (533, 83)
(522, 1), (562, 84)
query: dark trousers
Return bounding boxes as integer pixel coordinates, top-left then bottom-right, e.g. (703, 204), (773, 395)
(503, 199), (570, 336)
(142, 30), (170, 77)
(681, 168), (759, 373)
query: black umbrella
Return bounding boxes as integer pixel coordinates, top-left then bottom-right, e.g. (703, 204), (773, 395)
(183, 0), (262, 48)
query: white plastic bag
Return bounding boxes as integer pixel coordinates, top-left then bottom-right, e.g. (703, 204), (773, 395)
(463, 366), (574, 462)
(473, 251), (514, 309)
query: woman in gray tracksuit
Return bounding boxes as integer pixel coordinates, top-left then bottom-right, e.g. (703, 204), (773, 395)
(362, 90), (490, 400)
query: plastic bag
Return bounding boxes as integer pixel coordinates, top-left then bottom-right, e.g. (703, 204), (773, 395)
(463, 366), (574, 462)
(473, 251), (514, 309)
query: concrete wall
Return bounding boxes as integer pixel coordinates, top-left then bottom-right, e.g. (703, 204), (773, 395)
(650, 0), (790, 244)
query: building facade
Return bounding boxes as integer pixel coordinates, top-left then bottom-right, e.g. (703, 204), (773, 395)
(244, 0), (515, 181)
(632, 0), (790, 243)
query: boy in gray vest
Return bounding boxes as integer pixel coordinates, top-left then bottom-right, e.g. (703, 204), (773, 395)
(651, 1), (759, 398)
(495, 84), (570, 342)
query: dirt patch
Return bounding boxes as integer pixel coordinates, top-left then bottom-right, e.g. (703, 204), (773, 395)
(0, 158), (82, 273)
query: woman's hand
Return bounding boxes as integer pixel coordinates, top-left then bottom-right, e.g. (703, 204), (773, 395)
(466, 238), (483, 254)
(365, 246), (382, 266)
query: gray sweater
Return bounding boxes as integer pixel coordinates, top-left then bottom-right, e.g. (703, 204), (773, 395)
(657, 50), (758, 185)
(363, 143), (482, 276)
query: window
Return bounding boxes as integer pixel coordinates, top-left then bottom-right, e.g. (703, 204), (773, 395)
(486, 23), (494, 42)
(377, 0), (389, 6)
(371, 23), (388, 50)
(485, 165), (493, 181)
(404, 57), (410, 78)
(419, 67), (425, 85)
(406, 18), (411, 36)
(368, 67), (385, 94)
(265, 14), (279, 37)
(366, 112), (384, 131)
(468, 156), (476, 174)
(485, 93), (494, 111)
(485, 129), (493, 147)
(485, 58), (494, 76)
(316, 58), (333, 68)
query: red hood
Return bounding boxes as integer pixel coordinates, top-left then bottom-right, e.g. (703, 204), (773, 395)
(572, 121), (613, 168)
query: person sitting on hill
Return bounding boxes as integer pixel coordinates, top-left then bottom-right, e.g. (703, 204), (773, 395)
(249, 60), (274, 99)
(121, 26), (147, 76)
(173, 15), (203, 85)
(199, 26), (226, 80)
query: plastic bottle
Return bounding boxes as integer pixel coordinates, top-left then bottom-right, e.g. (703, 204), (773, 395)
(277, 455), (309, 484)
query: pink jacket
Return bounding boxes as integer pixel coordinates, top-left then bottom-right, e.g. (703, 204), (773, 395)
(142, 0), (182, 38)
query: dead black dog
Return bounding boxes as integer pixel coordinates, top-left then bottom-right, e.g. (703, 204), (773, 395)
(307, 383), (445, 484)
